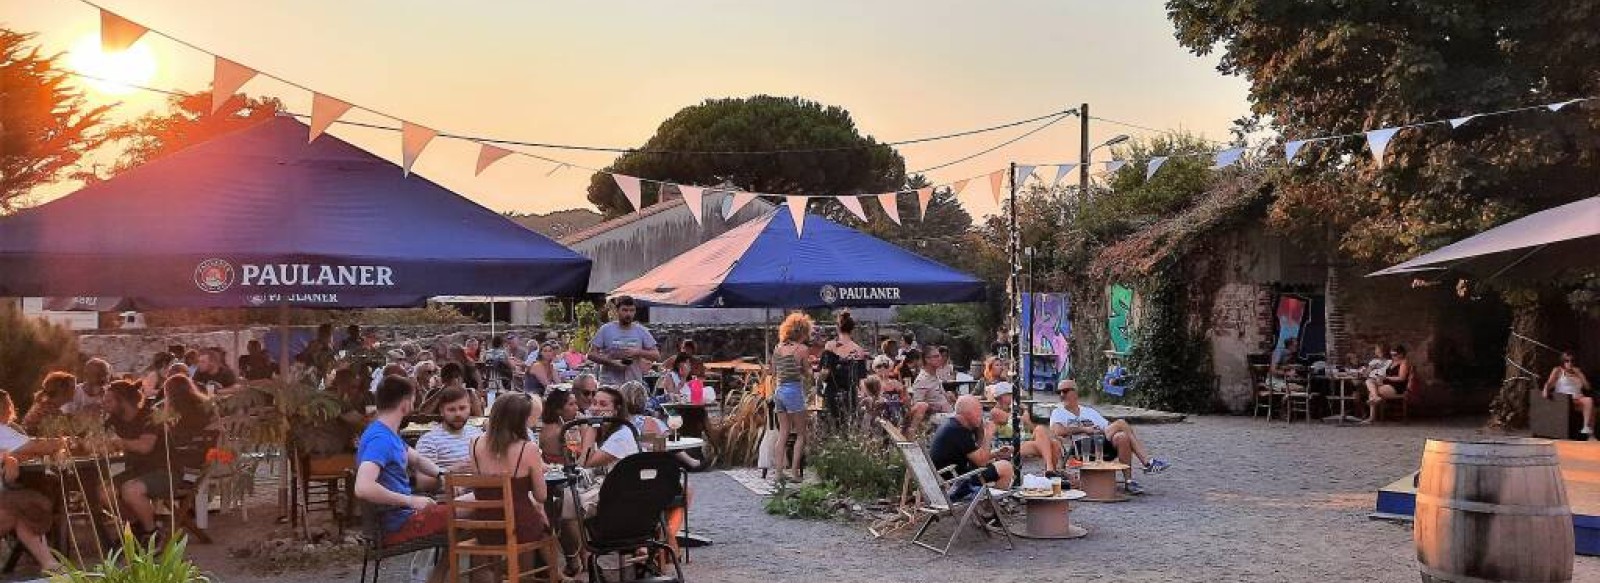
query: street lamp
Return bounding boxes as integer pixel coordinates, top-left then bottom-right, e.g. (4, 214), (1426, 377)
(1090, 134), (1131, 156)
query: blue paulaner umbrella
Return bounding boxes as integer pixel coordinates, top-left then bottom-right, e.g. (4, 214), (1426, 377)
(610, 205), (984, 308)
(0, 115), (591, 307)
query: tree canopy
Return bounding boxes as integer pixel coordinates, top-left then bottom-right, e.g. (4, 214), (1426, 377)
(585, 95), (906, 217)
(1167, 0), (1600, 263)
(96, 91), (282, 180)
(0, 29), (109, 213)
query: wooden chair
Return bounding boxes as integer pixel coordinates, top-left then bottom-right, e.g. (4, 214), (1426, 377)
(1281, 366), (1316, 424)
(1374, 393), (1409, 424)
(895, 441), (1013, 555)
(1248, 364), (1274, 419)
(443, 473), (561, 583)
(293, 450), (355, 538)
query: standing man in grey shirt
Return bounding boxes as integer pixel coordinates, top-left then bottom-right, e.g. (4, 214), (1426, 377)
(588, 296), (660, 386)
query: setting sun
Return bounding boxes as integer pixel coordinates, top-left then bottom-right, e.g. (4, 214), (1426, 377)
(65, 34), (156, 95)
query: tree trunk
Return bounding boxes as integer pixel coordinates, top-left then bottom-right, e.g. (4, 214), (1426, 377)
(1488, 301), (1546, 429)
(1324, 263), (1348, 367)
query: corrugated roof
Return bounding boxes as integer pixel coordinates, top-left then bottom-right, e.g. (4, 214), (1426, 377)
(560, 197), (689, 245)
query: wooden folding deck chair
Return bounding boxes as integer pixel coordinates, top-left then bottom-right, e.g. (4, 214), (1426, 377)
(894, 441), (1015, 555)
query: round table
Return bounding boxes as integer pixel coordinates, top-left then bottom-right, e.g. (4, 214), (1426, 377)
(1009, 489), (1089, 539)
(661, 403), (709, 438)
(665, 437), (704, 452)
(1078, 461), (1131, 502)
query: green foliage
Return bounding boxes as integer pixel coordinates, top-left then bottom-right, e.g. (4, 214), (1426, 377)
(0, 28), (110, 212)
(1566, 275), (1600, 318)
(1075, 134), (1218, 241)
(52, 530), (210, 583)
(811, 433), (905, 500)
(141, 305), (472, 328)
(95, 92), (282, 180)
(217, 373), (346, 453)
(570, 301), (601, 354)
(586, 95), (906, 217)
(1123, 275), (1215, 413)
(896, 303), (989, 352)
(0, 301), (81, 413)
(764, 481), (837, 520)
(1166, 0), (1600, 264)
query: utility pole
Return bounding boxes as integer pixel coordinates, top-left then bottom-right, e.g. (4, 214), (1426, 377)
(1079, 102), (1091, 202)
(1007, 161), (1023, 473)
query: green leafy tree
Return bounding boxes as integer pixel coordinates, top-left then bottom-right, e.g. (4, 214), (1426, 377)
(1075, 133), (1218, 242)
(0, 28), (110, 213)
(95, 91), (282, 179)
(1166, 0), (1600, 425)
(586, 95), (906, 217)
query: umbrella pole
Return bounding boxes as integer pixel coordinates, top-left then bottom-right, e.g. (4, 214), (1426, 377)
(490, 297), (496, 337)
(278, 302), (291, 378)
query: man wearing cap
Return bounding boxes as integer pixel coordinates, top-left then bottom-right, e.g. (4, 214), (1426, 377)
(987, 382), (1062, 476)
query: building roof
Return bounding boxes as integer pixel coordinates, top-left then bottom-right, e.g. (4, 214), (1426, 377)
(561, 197), (691, 245)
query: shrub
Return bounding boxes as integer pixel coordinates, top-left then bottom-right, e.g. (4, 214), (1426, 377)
(51, 530), (209, 582)
(811, 432), (904, 501)
(764, 481), (836, 519)
(0, 301), (81, 413)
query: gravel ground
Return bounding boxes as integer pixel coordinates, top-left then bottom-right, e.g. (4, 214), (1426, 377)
(13, 415), (1597, 582)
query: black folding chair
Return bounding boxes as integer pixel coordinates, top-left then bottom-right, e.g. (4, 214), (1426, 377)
(581, 452), (685, 583)
(356, 502), (446, 583)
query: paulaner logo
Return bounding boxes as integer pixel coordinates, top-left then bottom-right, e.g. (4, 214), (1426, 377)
(194, 259), (236, 293)
(240, 264), (396, 287)
(820, 285), (901, 304)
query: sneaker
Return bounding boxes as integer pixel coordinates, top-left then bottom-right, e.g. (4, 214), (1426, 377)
(1583, 426), (1593, 436)
(1125, 480), (1146, 495)
(1143, 459), (1171, 474)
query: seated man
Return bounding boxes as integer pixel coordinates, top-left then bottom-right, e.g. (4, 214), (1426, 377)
(928, 395), (1015, 504)
(191, 348), (241, 395)
(354, 375), (448, 579)
(1049, 380), (1169, 495)
(413, 387), (482, 473)
(111, 376), (215, 539)
(905, 350), (952, 430)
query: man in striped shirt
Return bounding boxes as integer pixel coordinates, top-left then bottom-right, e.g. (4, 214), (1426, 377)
(414, 387), (482, 472)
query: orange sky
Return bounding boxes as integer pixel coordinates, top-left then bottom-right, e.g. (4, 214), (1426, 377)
(9, 0), (1250, 217)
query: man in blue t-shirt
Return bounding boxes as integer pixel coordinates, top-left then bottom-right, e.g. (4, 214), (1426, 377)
(354, 375), (448, 555)
(587, 295), (660, 385)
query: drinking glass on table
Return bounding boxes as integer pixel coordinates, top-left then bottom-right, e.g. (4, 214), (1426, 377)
(667, 414), (684, 441)
(564, 428), (584, 463)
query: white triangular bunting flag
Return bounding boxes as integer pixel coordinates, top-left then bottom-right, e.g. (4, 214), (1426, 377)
(1547, 99), (1582, 112)
(475, 144), (513, 176)
(1052, 164), (1078, 186)
(1145, 157), (1168, 180)
(1211, 147), (1244, 169)
(1012, 165), (1036, 188)
(916, 187), (934, 220)
(1365, 127), (1401, 166)
(678, 185), (706, 224)
(401, 122), (437, 176)
(950, 179), (970, 197)
(100, 10), (148, 52)
(1103, 160), (1127, 174)
(876, 193), (901, 225)
(1285, 140), (1310, 163)
(838, 196), (868, 221)
(1448, 115), (1478, 129)
(727, 191), (757, 216)
(210, 57), (257, 114)
(309, 93), (353, 142)
(612, 175), (643, 211)
(786, 196), (808, 237)
(988, 170), (1005, 204)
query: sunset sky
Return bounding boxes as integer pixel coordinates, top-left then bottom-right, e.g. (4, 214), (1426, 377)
(11, 0), (1250, 217)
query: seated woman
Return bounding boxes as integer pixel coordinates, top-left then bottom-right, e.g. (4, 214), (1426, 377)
(21, 372), (77, 435)
(523, 341), (560, 397)
(619, 382), (699, 469)
(539, 390), (580, 466)
(466, 393), (550, 550)
(1362, 344), (1412, 424)
(0, 393), (60, 573)
(987, 382), (1061, 475)
(981, 356), (1010, 399)
(561, 388), (688, 567)
(866, 355), (905, 424)
(1543, 350), (1593, 437)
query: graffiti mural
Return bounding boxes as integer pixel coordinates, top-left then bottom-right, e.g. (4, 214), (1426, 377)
(1274, 294), (1310, 355)
(1021, 293), (1071, 392)
(1108, 284), (1135, 354)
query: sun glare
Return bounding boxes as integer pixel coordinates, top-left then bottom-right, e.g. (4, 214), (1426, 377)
(66, 34), (157, 95)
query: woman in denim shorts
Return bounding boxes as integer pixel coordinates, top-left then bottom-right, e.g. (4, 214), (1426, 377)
(769, 312), (814, 480)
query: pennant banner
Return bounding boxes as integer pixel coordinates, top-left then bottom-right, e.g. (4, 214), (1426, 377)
(1449, 115), (1478, 129)
(1211, 147), (1244, 169)
(1145, 157), (1168, 180)
(99, 9), (148, 52)
(786, 196), (808, 237)
(916, 187), (934, 220)
(1547, 99), (1582, 112)
(309, 93), (353, 142)
(876, 192), (901, 225)
(838, 195), (868, 221)
(728, 191), (757, 217)
(1284, 140), (1309, 163)
(612, 175), (643, 211)
(988, 170), (1005, 204)
(1103, 160), (1127, 174)
(475, 144), (513, 176)
(950, 179), (970, 197)
(1013, 165), (1036, 188)
(1365, 127), (1401, 166)
(679, 185), (706, 224)
(401, 122), (437, 176)
(211, 57), (257, 114)
(1052, 164), (1078, 186)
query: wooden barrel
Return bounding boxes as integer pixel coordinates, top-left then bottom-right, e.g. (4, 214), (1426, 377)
(1415, 438), (1574, 583)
